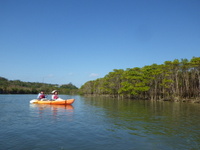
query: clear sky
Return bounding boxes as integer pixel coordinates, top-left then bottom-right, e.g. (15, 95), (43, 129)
(0, 0), (199, 88)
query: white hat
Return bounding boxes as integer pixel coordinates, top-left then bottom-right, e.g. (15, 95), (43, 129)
(51, 90), (57, 94)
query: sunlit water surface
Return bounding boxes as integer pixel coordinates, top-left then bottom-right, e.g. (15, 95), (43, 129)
(0, 95), (200, 150)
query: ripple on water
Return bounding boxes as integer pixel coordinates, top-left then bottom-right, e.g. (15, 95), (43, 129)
(0, 95), (200, 150)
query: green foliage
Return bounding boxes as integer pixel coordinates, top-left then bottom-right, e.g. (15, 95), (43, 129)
(0, 78), (78, 94)
(60, 83), (78, 89)
(80, 57), (200, 100)
(119, 67), (150, 98)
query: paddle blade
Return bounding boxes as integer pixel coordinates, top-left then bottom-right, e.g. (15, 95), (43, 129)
(30, 99), (38, 104)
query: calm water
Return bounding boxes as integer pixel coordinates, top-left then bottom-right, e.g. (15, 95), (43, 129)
(0, 95), (200, 150)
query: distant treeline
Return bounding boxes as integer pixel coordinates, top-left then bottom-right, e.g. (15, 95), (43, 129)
(80, 57), (200, 101)
(0, 77), (78, 95)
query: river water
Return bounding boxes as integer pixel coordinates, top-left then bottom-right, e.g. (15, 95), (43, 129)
(0, 95), (200, 150)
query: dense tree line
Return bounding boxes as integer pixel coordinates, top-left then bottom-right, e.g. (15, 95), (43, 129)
(80, 57), (200, 101)
(0, 77), (78, 95)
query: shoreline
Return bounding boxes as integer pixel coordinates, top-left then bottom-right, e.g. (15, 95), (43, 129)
(82, 94), (200, 104)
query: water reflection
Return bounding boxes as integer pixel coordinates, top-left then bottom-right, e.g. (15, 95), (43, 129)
(82, 96), (200, 149)
(30, 104), (74, 121)
(1, 95), (200, 149)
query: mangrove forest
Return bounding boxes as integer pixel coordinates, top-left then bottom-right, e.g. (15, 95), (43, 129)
(80, 57), (200, 102)
(0, 78), (78, 95)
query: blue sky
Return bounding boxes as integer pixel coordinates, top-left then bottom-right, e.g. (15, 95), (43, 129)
(0, 0), (199, 88)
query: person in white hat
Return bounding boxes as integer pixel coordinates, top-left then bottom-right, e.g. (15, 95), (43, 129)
(51, 90), (59, 100)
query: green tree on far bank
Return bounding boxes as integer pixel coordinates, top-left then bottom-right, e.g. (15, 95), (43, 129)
(80, 57), (200, 101)
(0, 78), (78, 95)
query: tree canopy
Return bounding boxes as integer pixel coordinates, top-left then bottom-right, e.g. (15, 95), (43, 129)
(80, 57), (200, 101)
(0, 78), (78, 95)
